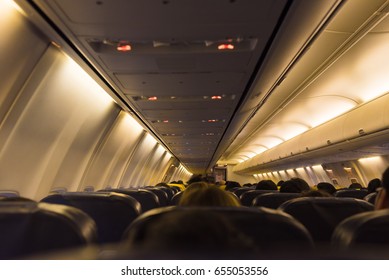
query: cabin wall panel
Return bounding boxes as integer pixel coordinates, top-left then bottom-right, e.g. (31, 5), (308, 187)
(0, 2), (48, 124)
(0, 45), (119, 199)
(80, 111), (144, 189)
(120, 134), (158, 187)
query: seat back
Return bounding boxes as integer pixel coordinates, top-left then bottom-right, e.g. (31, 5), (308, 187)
(364, 192), (377, 205)
(279, 197), (374, 242)
(110, 189), (160, 212)
(142, 188), (169, 206)
(41, 192), (141, 243)
(155, 186), (175, 200)
(334, 189), (369, 199)
(332, 209), (389, 248)
(123, 206), (313, 256)
(232, 187), (254, 198)
(170, 191), (183, 205)
(239, 190), (277, 206)
(253, 193), (300, 209)
(0, 201), (97, 259)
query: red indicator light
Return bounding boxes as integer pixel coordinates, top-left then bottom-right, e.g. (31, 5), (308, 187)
(208, 119), (217, 123)
(148, 96), (158, 101)
(218, 44), (234, 50)
(211, 95), (222, 100)
(117, 43), (132, 52)
(163, 120), (169, 123)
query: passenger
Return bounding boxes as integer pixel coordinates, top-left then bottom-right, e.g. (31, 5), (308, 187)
(156, 182), (169, 188)
(277, 180), (285, 188)
(255, 180), (277, 191)
(280, 177), (310, 193)
(179, 184), (240, 207)
(317, 182), (337, 195)
(186, 174), (204, 184)
(375, 167), (389, 210)
(225, 181), (241, 191)
(130, 210), (253, 256)
(367, 178), (381, 193)
(349, 182), (363, 189)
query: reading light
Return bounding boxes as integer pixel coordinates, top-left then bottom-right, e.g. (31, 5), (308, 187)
(116, 42), (132, 52)
(148, 96), (158, 101)
(218, 44), (234, 50)
(211, 95), (222, 100)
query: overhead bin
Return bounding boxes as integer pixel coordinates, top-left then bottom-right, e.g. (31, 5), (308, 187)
(234, 92), (389, 173)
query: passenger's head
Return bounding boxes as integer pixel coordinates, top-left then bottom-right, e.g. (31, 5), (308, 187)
(179, 184), (240, 207)
(255, 180), (277, 191)
(349, 182), (363, 189)
(280, 178), (310, 193)
(376, 168), (389, 210)
(367, 178), (381, 193)
(132, 210), (252, 256)
(224, 181), (241, 191)
(187, 174), (204, 185)
(317, 182), (336, 195)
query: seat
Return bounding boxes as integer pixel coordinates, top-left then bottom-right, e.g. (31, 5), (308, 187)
(364, 192), (377, 205)
(110, 189), (160, 212)
(155, 186), (175, 200)
(122, 206), (313, 257)
(239, 190), (277, 206)
(279, 197), (374, 243)
(334, 189), (369, 199)
(232, 187), (254, 198)
(0, 201), (97, 259)
(41, 192), (141, 243)
(142, 188), (169, 206)
(332, 209), (389, 248)
(252, 193), (300, 209)
(170, 191), (183, 205)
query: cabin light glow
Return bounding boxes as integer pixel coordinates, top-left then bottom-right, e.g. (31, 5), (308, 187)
(116, 42), (132, 52)
(218, 43), (234, 50)
(211, 95), (222, 100)
(2, 0), (26, 16)
(62, 53), (116, 108)
(148, 96), (158, 101)
(358, 156), (383, 164)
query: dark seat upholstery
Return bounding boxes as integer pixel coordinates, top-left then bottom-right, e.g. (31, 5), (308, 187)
(0, 201), (97, 259)
(232, 187), (254, 198)
(170, 191), (183, 205)
(155, 186), (175, 200)
(253, 193), (300, 209)
(122, 206), (313, 256)
(334, 189), (369, 199)
(239, 190), (277, 206)
(279, 197), (374, 242)
(41, 192), (141, 243)
(142, 188), (169, 206)
(109, 189), (160, 212)
(364, 192), (377, 205)
(332, 209), (389, 248)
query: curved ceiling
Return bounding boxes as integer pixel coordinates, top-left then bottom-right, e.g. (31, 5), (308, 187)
(26, 0), (389, 175)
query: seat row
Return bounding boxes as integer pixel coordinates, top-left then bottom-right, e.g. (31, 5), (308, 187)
(232, 188), (377, 207)
(0, 189), (387, 259)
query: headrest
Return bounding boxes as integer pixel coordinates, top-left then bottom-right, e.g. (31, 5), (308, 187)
(122, 206), (313, 256)
(332, 209), (389, 248)
(0, 201), (97, 259)
(41, 192), (141, 243)
(279, 197), (374, 242)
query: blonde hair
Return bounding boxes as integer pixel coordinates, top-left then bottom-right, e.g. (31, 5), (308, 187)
(179, 183), (240, 207)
